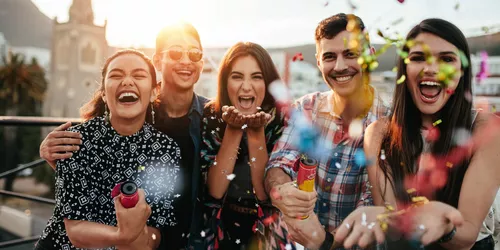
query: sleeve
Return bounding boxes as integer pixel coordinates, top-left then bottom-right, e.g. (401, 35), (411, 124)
(200, 108), (224, 174)
(56, 150), (94, 222)
(264, 101), (305, 180)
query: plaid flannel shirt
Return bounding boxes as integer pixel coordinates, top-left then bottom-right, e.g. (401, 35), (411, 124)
(266, 89), (390, 233)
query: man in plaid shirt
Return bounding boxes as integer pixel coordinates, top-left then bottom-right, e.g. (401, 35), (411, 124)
(264, 13), (390, 249)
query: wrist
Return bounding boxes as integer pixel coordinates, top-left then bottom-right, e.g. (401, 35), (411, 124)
(319, 230), (334, 250)
(437, 225), (456, 244)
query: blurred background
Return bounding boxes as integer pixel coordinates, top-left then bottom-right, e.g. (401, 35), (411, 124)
(0, 0), (499, 248)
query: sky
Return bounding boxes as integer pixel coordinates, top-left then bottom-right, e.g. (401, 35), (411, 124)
(31, 0), (500, 48)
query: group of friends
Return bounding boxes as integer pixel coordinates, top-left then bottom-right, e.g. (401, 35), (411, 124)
(32, 12), (500, 250)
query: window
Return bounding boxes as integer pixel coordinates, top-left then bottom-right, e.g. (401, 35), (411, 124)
(81, 42), (96, 65)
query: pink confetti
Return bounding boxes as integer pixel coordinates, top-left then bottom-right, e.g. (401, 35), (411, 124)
(292, 52), (304, 62)
(422, 127), (440, 142)
(476, 51), (489, 83)
(270, 188), (282, 200)
(397, 0), (404, 3)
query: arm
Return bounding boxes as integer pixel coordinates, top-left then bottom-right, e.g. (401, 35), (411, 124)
(264, 104), (316, 217)
(207, 126), (244, 199)
(64, 219), (120, 248)
(364, 119), (398, 207)
(39, 122), (82, 170)
(439, 113), (500, 249)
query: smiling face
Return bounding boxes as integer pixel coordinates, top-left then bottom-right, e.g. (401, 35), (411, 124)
(102, 53), (155, 121)
(406, 32), (462, 115)
(154, 34), (204, 92)
(227, 55), (266, 115)
(316, 30), (364, 97)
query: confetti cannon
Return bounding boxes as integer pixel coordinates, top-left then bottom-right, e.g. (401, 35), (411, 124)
(111, 181), (139, 208)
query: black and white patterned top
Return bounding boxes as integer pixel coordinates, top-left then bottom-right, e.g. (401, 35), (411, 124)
(36, 116), (181, 250)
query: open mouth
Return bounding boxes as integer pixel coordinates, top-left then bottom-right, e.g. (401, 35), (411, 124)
(238, 96), (255, 109)
(419, 81), (442, 102)
(175, 69), (193, 79)
(117, 92), (139, 104)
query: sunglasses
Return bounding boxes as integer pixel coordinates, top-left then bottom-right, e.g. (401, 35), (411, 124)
(161, 48), (203, 62)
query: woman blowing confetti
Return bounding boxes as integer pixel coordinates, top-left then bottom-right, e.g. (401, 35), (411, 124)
(34, 49), (182, 250)
(361, 18), (500, 249)
(200, 42), (290, 249)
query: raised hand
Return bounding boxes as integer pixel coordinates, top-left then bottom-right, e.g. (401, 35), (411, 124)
(222, 106), (247, 129)
(114, 189), (152, 244)
(245, 111), (272, 130)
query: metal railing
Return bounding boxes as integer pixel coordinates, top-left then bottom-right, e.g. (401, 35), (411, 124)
(0, 116), (81, 248)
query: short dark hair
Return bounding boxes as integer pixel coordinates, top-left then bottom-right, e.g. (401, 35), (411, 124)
(315, 13), (365, 44)
(155, 22), (202, 54)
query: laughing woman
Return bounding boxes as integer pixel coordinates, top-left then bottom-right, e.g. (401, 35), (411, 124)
(34, 49), (182, 250)
(200, 42), (288, 249)
(363, 19), (500, 249)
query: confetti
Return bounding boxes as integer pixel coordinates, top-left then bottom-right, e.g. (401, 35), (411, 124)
(174, 194), (181, 198)
(200, 231), (206, 237)
(397, 75), (406, 84)
(458, 50), (469, 68)
(251, 157), (256, 162)
(348, 119), (364, 138)
(397, 0), (404, 3)
(241, 124), (248, 130)
(258, 146), (264, 150)
(354, 150), (367, 167)
(138, 165), (145, 172)
(235, 222), (241, 227)
(292, 52), (304, 62)
(446, 89), (455, 95)
(269, 80), (291, 104)
(345, 223), (351, 229)
(361, 212), (367, 226)
(432, 119), (442, 126)
(213, 161), (217, 166)
(476, 51), (489, 83)
(454, 2), (460, 10)
(226, 173), (236, 181)
(285, 244), (293, 250)
(423, 127), (440, 142)
(235, 239), (241, 244)
(452, 128), (471, 146)
(335, 162), (341, 169)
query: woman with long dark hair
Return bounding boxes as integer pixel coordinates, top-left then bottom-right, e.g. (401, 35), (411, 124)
(362, 18), (500, 249)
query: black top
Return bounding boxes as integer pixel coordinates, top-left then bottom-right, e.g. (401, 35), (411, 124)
(36, 117), (181, 250)
(156, 113), (194, 249)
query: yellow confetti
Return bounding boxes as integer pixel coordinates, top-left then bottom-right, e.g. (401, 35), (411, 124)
(397, 75), (406, 84)
(433, 119), (442, 126)
(404, 58), (410, 64)
(446, 162), (453, 168)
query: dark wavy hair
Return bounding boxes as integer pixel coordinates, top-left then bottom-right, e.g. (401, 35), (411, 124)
(380, 18), (473, 208)
(80, 49), (158, 122)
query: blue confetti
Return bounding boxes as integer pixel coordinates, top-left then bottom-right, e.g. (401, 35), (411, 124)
(354, 150), (367, 167)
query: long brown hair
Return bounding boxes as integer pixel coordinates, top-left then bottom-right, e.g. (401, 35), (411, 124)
(380, 18), (473, 207)
(211, 42), (281, 114)
(80, 49), (158, 122)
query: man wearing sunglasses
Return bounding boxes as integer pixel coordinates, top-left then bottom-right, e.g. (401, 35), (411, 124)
(39, 22), (209, 249)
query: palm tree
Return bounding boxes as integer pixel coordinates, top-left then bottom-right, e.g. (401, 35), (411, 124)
(0, 51), (47, 192)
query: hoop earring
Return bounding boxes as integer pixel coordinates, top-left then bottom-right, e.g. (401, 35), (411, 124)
(151, 102), (155, 125)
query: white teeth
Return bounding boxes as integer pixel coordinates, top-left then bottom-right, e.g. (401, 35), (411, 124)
(118, 92), (138, 99)
(335, 76), (353, 82)
(240, 97), (253, 100)
(420, 81), (440, 86)
(176, 70), (192, 75)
